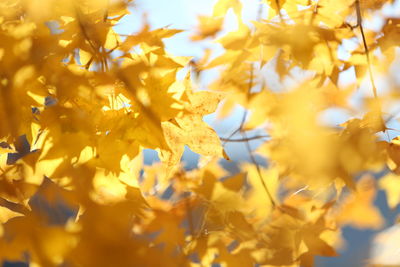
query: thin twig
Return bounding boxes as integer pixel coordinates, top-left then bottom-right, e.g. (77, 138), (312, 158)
(222, 1), (264, 146)
(0, 197), (30, 215)
(242, 131), (276, 207)
(219, 2), (275, 208)
(184, 194), (195, 238)
(355, 0), (378, 98)
(220, 135), (269, 143)
(275, 0), (285, 24)
(221, 113), (247, 147)
(103, 0), (110, 22)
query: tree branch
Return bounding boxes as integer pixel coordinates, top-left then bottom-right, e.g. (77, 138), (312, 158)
(355, 0), (378, 98)
(220, 135), (269, 143)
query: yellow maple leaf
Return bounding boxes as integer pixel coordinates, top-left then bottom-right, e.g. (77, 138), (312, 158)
(379, 172), (400, 209)
(191, 16), (224, 41)
(336, 175), (384, 229)
(159, 77), (228, 171)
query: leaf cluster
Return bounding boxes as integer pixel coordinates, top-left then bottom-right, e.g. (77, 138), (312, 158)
(0, 0), (400, 266)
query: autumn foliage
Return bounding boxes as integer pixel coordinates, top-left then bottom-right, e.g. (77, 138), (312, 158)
(1, 0), (400, 266)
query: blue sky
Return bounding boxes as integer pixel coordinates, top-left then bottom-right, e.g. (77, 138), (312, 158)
(114, 0), (263, 57)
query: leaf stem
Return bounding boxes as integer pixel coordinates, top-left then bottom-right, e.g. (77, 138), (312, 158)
(355, 0), (378, 98)
(275, 0), (285, 24)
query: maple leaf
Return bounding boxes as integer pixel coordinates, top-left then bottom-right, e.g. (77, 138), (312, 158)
(1, 0), (400, 266)
(159, 77), (228, 172)
(191, 16), (224, 41)
(335, 175), (384, 229)
(379, 172), (400, 209)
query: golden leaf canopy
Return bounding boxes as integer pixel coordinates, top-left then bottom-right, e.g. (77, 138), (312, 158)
(0, 0), (400, 266)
